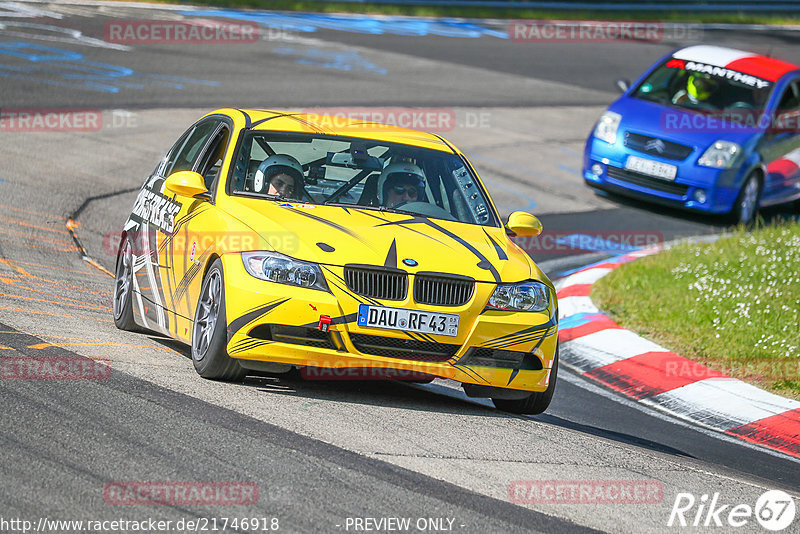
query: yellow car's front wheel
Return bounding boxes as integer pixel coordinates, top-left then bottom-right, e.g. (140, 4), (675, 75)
(492, 347), (559, 415)
(192, 259), (246, 382)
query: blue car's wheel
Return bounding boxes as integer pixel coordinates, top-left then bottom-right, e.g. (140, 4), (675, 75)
(731, 173), (761, 226)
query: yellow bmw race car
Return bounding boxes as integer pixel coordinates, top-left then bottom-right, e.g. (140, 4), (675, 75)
(113, 109), (559, 414)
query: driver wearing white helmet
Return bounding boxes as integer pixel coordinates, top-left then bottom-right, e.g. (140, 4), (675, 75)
(254, 154), (304, 198)
(377, 162), (426, 209)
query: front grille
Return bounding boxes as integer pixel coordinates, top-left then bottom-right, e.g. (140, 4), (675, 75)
(249, 324), (335, 349)
(606, 166), (690, 197)
(625, 132), (693, 161)
(414, 273), (475, 307)
(344, 265), (408, 301)
(458, 348), (543, 370)
(349, 333), (459, 362)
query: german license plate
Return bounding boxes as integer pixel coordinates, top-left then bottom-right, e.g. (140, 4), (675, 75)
(625, 155), (677, 180)
(357, 304), (459, 337)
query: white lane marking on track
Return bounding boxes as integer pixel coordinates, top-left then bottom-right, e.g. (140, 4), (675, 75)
(0, 1), (62, 19)
(0, 21), (131, 50)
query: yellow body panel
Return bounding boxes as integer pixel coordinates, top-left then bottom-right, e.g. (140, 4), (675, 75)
(125, 109), (559, 393)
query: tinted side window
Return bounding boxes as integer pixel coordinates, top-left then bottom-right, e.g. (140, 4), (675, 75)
(198, 126), (230, 192)
(777, 80), (800, 112)
(165, 120), (220, 176)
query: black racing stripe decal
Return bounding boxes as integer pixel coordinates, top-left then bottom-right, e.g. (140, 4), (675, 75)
(352, 208), (391, 223)
(384, 239), (398, 269)
(456, 364), (490, 384)
(230, 340), (271, 355)
(375, 217), (452, 247)
(430, 133), (459, 155)
(251, 111), (297, 128)
(226, 298), (290, 341)
(238, 109), (252, 128)
(230, 338), (264, 353)
(173, 249), (211, 302)
(285, 113), (328, 133)
(507, 369), (519, 386)
(483, 229), (508, 261)
(378, 217), (500, 282)
(323, 267), (383, 306)
(480, 317), (556, 347)
(286, 207), (361, 239)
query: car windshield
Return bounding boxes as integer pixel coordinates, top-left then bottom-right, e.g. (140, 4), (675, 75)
(631, 57), (774, 113)
(229, 131), (497, 226)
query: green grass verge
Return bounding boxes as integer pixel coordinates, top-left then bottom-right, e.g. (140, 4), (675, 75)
(132, 0), (800, 25)
(592, 221), (800, 400)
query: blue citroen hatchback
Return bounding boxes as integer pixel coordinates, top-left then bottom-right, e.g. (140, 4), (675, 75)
(584, 45), (800, 224)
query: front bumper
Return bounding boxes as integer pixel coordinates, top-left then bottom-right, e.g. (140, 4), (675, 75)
(221, 254), (558, 393)
(583, 137), (741, 215)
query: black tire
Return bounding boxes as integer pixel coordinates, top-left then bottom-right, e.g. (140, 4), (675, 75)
(730, 172), (761, 226)
(191, 259), (246, 381)
(492, 348), (559, 415)
(113, 237), (138, 331)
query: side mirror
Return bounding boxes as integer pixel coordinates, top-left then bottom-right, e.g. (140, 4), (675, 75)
(616, 78), (631, 93)
(773, 110), (800, 134)
(164, 171), (208, 198)
(505, 211), (542, 238)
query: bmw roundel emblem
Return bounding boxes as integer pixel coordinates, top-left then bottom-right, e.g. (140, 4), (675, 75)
(402, 258), (418, 267)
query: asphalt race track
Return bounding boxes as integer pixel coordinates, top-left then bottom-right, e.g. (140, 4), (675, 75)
(1, 2), (799, 533)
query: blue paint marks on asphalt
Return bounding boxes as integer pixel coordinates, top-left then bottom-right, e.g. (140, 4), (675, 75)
(559, 145), (583, 158)
(555, 233), (641, 254)
(273, 47), (387, 74)
(183, 10), (508, 39)
(0, 42), (218, 93)
(558, 312), (603, 330)
(557, 163), (580, 176)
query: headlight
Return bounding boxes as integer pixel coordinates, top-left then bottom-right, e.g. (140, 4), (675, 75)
(487, 281), (550, 312)
(593, 111), (622, 144)
(698, 140), (741, 169)
(241, 251), (329, 292)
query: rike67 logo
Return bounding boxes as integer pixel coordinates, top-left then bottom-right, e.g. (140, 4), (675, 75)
(668, 490), (796, 531)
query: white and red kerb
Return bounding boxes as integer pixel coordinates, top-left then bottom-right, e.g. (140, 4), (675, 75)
(555, 247), (800, 459)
